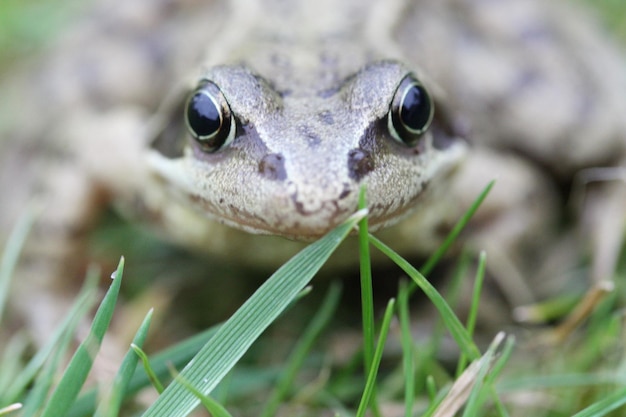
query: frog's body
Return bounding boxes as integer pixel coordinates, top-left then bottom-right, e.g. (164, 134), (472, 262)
(1, 0), (625, 336)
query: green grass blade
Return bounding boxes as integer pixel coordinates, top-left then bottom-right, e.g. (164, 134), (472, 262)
(426, 375), (438, 404)
(6, 268), (99, 404)
(39, 258), (125, 417)
(461, 332), (505, 417)
(397, 281), (415, 417)
(171, 372), (233, 417)
(430, 333), (504, 417)
(420, 180), (494, 276)
(260, 283), (342, 417)
(94, 308), (153, 417)
(0, 333), (28, 397)
(0, 204), (37, 324)
(193, 392), (233, 417)
(357, 188), (375, 372)
(357, 188), (381, 417)
(355, 298), (395, 417)
(20, 279), (98, 417)
(196, 394), (233, 417)
(71, 286), (310, 417)
(132, 344), (165, 394)
(486, 336), (514, 417)
(456, 251), (486, 375)
(69, 325), (219, 417)
(72, 285), (310, 417)
(423, 251), (470, 385)
(572, 386), (626, 417)
(465, 251), (486, 338)
(369, 235), (480, 360)
(498, 373), (626, 393)
(142, 211), (365, 417)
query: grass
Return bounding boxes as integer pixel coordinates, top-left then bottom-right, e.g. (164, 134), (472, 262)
(0, 183), (625, 416)
(579, 0), (626, 41)
(0, 0), (84, 71)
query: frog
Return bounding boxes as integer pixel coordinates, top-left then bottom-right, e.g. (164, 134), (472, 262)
(1, 0), (625, 341)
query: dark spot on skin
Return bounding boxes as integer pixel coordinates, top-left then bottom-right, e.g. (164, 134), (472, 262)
(512, 69), (542, 91)
(255, 72), (292, 97)
(299, 125), (322, 147)
(319, 51), (339, 68)
(357, 121), (381, 154)
(317, 50), (342, 84)
(317, 87), (340, 98)
(518, 24), (552, 42)
(259, 153), (287, 181)
(270, 53), (291, 68)
(142, 37), (169, 69)
(338, 183), (351, 199)
(277, 88), (293, 97)
(291, 194), (307, 216)
(347, 148), (374, 181)
(227, 203), (270, 227)
(318, 110), (334, 125)
(289, 186), (350, 230)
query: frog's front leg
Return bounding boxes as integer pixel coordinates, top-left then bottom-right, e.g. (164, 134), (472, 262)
(453, 149), (626, 325)
(450, 147), (563, 309)
(4, 107), (149, 346)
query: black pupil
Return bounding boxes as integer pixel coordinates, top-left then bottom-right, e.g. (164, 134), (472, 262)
(400, 84), (431, 132)
(187, 92), (221, 138)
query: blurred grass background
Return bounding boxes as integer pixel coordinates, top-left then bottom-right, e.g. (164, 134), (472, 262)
(0, 0), (83, 73)
(586, 0), (626, 40)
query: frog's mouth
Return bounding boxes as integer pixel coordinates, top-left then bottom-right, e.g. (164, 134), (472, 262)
(181, 182), (362, 241)
(165, 151), (463, 241)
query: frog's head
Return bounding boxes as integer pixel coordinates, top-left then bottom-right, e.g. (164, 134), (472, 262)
(149, 60), (466, 240)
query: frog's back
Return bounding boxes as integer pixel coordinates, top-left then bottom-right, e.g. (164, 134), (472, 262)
(394, 0), (626, 173)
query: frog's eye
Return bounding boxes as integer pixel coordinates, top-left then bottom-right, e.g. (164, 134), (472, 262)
(185, 81), (235, 152)
(388, 75), (434, 146)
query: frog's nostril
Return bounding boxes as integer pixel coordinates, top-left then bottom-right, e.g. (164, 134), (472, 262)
(347, 148), (374, 181)
(338, 183), (351, 199)
(259, 152), (287, 181)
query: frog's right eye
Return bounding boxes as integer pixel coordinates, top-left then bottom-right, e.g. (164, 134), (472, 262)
(185, 81), (235, 152)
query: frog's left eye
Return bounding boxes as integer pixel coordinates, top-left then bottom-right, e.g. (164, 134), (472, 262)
(185, 81), (235, 152)
(388, 75), (434, 146)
